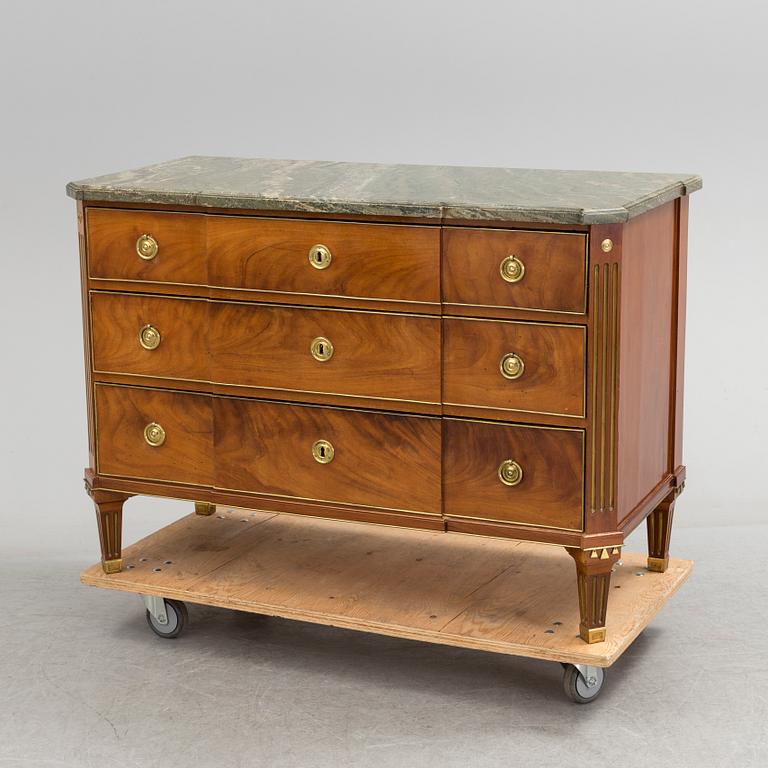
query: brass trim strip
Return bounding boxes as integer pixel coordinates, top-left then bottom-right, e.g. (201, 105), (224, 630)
(93, 381), (441, 418)
(442, 315), (586, 330)
(89, 277), (440, 307)
(442, 402), (584, 419)
(91, 371), (441, 407)
(609, 263), (618, 509)
(443, 302), (584, 316)
(443, 514), (583, 533)
(589, 262), (619, 515)
(89, 288), (441, 319)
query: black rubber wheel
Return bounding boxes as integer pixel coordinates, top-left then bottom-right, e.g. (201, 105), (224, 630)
(145, 599), (188, 639)
(562, 664), (605, 704)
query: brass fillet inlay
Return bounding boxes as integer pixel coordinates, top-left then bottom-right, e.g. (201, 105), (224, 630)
(589, 262), (619, 515)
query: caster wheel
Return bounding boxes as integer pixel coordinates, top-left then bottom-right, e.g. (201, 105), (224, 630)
(145, 599), (188, 639)
(562, 664), (605, 704)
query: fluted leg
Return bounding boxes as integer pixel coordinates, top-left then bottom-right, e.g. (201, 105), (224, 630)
(568, 546), (621, 644)
(89, 488), (130, 574)
(647, 493), (676, 572)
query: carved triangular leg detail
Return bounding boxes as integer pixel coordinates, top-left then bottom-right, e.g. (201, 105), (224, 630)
(567, 547), (621, 643)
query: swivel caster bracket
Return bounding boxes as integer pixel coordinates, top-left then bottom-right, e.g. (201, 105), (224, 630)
(143, 594), (169, 626)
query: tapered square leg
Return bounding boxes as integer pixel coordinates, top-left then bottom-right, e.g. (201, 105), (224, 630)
(195, 502), (216, 516)
(87, 486), (131, 574)
(568, 546), (621, 644)
(647, 493), (676, 572)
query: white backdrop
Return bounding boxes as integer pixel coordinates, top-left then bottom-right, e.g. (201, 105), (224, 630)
(1, 0), (766, 560)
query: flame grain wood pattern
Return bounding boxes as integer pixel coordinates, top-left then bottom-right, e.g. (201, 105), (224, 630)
(442, 227), (588, 314)
(443, 419), (584, 530)
(207, 216), (441, 305)
(87, 208), (206, 284)
(215, 399), (442, 515)
(443, 317), (585, 420)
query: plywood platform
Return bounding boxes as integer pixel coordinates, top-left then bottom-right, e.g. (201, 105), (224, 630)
(81, 509), (693, 667)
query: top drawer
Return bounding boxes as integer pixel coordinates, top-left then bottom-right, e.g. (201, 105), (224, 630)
(207, 217), (440, 305)
(443, 228), (588, 314)
(86, 208), (441, 307)
(87, 209), (206, 284)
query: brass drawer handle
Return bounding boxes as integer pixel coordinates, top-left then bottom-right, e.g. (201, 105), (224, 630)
(498, 459), (523, 486)
(499, 254), (525, 283)
(499, 352), (525, 380)
(308, 244), (332, 269)
(144, 422), (166, 447)
(136, 234), (159, 260)
(139, 324), (161, 350)
(310, 336), (334, 361)
(312, 439), (334, 464)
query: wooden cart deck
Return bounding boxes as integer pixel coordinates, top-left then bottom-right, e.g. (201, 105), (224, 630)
(81, 509), (693, 667)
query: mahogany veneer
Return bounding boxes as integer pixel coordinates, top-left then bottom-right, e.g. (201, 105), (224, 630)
(72, 160), (697, 645)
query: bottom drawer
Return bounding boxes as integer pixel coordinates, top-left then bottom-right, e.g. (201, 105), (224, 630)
(215, 399), (442, 515)
(443, 419), (584, 531)
(95, 384), (213, 485)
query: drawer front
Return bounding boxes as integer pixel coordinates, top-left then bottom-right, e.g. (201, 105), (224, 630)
(443, 228), (587, 313)
(91, 292), (208, 381)
(443, 419), (584, 530)
(87, 209), (206, 284)
(215, 399), (442, 514)
(208, 217), (440, 304)
(211, 304), (441, 405)
(443, 318), (585, 418)
(95, 384), (213, 485)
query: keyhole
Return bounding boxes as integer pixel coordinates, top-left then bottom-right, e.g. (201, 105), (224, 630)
(319, 446), (326, 458)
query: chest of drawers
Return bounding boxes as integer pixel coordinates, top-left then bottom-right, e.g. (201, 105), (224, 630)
(68, 157), (700, 644)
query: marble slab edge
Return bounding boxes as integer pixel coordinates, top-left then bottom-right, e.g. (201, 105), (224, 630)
(65, 176), (702, 226)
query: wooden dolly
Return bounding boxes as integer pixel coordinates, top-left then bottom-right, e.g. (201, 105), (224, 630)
(81, 508), (692, 704)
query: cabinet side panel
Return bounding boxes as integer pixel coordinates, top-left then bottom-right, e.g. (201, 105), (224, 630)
(616, 202), (676, 523)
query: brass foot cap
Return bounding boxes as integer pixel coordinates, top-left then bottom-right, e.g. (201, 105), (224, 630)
(579, 626), (607, 644)
(647, 556), (669, 573)
(102, 558), (122, 574)
(195, 502), (216, 516)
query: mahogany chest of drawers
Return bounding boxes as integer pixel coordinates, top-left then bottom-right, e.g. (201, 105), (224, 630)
(68, 157), (701, 644)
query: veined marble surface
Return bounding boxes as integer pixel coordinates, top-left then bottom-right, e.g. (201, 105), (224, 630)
(67, 156), (702, 224)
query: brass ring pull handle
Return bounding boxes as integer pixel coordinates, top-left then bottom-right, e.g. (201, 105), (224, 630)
(144, 422), (166, 447)
(499, 352), (525, 380)
(136, 234), (159, 260)
(139, 324), (161, 350)
(499, 254), (525, 283)
(312, 439), (335, 464)
(308, 244), (332, 269)
(498, 459), (523, 486)
(310, 336), (334, 361)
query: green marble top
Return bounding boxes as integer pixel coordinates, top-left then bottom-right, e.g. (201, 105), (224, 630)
(66, 156), (702, 225)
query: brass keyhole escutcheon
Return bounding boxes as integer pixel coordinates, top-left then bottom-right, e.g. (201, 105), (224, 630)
(310, 336), (334, 361)
(499, 254), (525, 283)
(499, 352), (525, 380)
(139, 324), (161, 350)
(136, 234), (159, 260)
(498, 459), (523, 486)
(144, 422), (166, 447)
(312, 439), (335, 464)
(308, 244), (332, 269)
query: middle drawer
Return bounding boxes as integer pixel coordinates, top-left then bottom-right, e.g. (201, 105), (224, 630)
(90, 292), (441, 410)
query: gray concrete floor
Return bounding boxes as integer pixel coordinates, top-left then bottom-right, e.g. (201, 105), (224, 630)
(1, 524), (766, 768)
